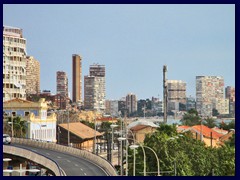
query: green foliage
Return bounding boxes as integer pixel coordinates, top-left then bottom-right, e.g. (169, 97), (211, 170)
(80, 120), (94, 129)
(126, 124), (235, 176)
(7, 116), (27, 138)
(203, 117), (217, 128)
(180, 109), (201, 126)
(219, 120), (235, 131)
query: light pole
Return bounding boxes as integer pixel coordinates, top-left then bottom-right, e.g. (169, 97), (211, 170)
(67, 109), (70, 146)
(118, 137), (126, 176)
(129, 144), (138, 176)
(110, 124), (118, 164)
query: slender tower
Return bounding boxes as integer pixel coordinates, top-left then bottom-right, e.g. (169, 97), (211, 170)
(163, 65), (168, 124)
(72, 54), (82, 104)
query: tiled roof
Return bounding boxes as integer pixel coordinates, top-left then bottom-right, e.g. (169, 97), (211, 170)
(177, 125), (190, 132)
(191, 125), (223, 139)
(128, 120), (159, 131)
(58, 122), (103, 140)
(211, 127), (228, 135)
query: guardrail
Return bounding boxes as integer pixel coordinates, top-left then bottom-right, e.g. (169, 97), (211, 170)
(3, 145), (63, 176)
(12, 138), (118, 176)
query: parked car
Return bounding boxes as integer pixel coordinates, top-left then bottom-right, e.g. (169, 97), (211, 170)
(3, 134), (11, 145)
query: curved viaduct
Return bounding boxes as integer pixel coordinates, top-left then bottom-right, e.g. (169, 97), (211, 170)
(4, 138), (117, 176)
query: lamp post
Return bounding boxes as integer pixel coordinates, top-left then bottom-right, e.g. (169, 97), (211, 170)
(67, 109), (70, 146)
(129, 144), (139, 176)
(110, 124), (118, 164)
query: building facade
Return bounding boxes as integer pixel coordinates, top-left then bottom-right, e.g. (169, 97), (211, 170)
(3, 98), (57, 142)
(105, 100), (119, 117)
(196, 76), (225, 117)
(72, 54), (82, 104)
(126, 93), (137, 114)
(225, 86), (235, 117)
(167, 80), (186, 112)
(26, 56), (40, 95)
(186, 96), (196, 111)
(84, 64), (106, 112)
(151, 97), (163, 115)
(56, 71), (68, 98)
(3, 25), (27, 101)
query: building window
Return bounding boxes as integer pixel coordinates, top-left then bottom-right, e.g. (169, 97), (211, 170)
(25, 111), (30, 116)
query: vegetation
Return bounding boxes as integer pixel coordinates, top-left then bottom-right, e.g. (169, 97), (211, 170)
(7, 116), (27, 138)
(125, 124), (235, 176)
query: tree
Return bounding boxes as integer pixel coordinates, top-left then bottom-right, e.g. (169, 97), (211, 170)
(180, 109), (201, 126)
(7, 116), (27, 138)
(203, 117), (217, 128)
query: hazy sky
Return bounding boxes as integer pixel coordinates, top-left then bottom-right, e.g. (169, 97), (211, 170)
(3, 4), (235, 100)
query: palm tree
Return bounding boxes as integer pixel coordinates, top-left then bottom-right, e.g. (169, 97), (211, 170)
(7, 116), (27, 138)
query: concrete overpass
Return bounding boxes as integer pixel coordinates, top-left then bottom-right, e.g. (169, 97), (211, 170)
(3, 138), (118, 176)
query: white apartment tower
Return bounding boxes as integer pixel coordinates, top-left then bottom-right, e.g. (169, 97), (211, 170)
(3, 26), (27, 101)
(84, 64), (106, 112)
(196, 76), (226, 117)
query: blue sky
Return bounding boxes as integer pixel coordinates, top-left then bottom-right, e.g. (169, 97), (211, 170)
(3, 4), (235, 100)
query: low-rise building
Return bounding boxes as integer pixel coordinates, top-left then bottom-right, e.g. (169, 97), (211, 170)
(3, 98), (57, 142)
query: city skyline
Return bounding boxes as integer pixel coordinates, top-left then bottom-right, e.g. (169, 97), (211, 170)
(3, 4), (235, 100)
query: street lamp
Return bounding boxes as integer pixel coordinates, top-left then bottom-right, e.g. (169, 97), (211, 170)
(118, 137), (127, 176)
(110, 124), (118, 164)
(129, 144), (139, 176)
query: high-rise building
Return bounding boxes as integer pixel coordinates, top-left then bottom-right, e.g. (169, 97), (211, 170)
(126, 93), (137, 114)
(26, 56), (40, 95)
(225, 86), (235, 117)
(105, 100), (119, 117)
(167, 80), (186, 111)
(72, 54), (82, 104)
(84, 64), (106, 111)
(186, 96), (196, 111)
(56, 71), (68, 98)
(151, 97), (163, 114)
(3, 25), (27, 101)
(196, 76), (225, 117)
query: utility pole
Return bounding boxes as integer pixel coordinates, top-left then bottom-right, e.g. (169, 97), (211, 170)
(163, 65), (168, 124)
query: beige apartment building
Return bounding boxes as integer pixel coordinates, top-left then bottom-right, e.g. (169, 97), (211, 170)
(26, 56), (40, 95)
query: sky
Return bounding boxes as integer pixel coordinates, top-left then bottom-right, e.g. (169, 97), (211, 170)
(3, 4), (235, 100)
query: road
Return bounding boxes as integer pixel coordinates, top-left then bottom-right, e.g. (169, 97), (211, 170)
(11, 143), (109, 176)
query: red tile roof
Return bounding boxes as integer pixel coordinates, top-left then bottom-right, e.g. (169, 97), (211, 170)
(191, 125), (223, 139)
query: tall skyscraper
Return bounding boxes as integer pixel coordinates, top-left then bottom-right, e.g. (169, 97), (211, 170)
(3, 25), (27, 101)
(126, 93), (137, 114)
(56, 71), (68, 97)
(84, 64), (106, 111)
(26, 56), (40, 95)
(167, 80), (186, 111)
(72, 54), (82, 104)
(196, 76), (225, 117)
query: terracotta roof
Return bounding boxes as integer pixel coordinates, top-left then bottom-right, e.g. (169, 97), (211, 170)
(191, 125), (223, 139)
(220, 131), (235, 142)
(58, 122), (103, 140)
(177, 125), (190, 132)
(211, 127), (228, 135)
(96, 117), (118, 121)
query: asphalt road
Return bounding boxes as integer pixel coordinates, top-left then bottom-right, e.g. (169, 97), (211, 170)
(11, 143), (109, 176)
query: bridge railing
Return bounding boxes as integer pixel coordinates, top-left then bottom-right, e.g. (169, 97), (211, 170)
(12, 138), (118, 176)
